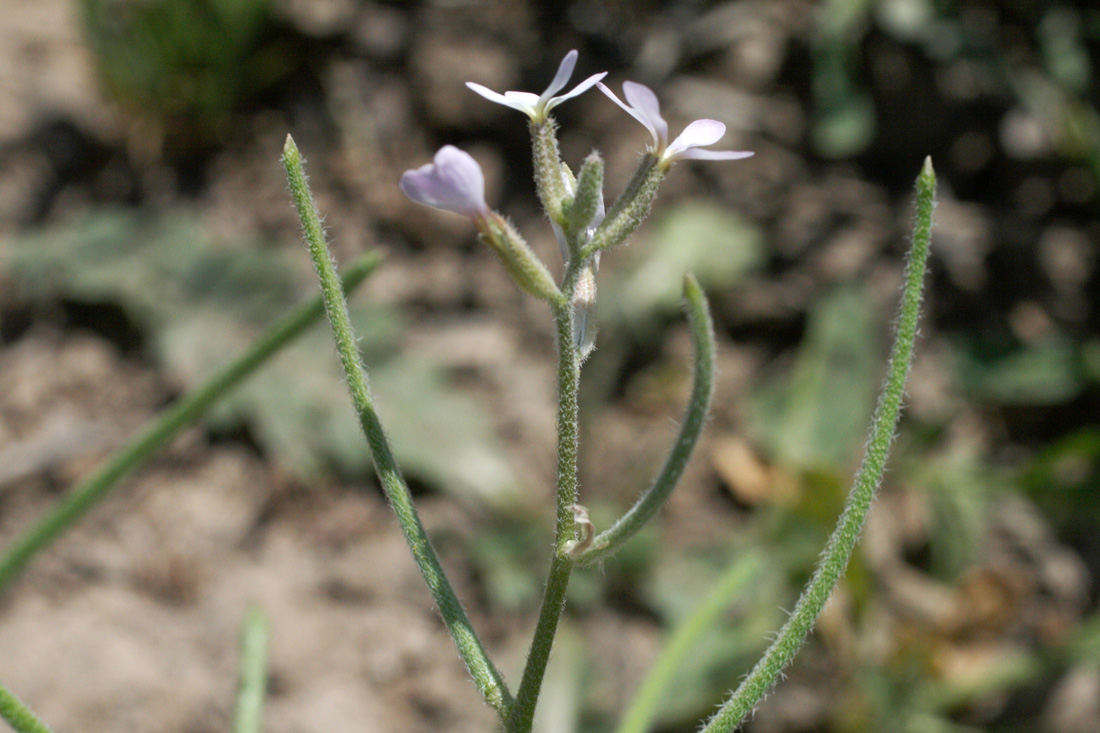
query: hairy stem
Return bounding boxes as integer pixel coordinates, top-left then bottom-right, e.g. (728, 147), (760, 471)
(576, 273), (715, 566)
(699, 157), (937, 732)
(507, 265), (584, 733)
(282, 135), (513, 718)
(0, 252), (381, 596)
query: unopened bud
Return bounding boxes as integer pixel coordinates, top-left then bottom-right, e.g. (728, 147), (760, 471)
(587, 153), (663, 256)
(563, 152), (604, 238)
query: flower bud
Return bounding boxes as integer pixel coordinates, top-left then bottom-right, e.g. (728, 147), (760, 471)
(587, 153), (664, 255)
(400, 146), (489, 220)
(563, 152), (604, 239)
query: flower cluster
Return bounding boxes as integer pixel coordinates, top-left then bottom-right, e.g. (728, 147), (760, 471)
(399, 49), (753, 350)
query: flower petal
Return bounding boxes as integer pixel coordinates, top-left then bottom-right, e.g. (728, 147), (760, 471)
(400, 145), (487, 218)
(621, 81), (669, 148)
(675, 149), (755, 161)
(466, 82), (535, 115)
(541, 50), (578, 104)
(545, 72), (608, 113)
(597, 82), (658, 144)
(664, 119), (727, 159)
(503, 91), (540, 109)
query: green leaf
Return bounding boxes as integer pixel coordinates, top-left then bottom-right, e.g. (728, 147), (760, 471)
(0, 210), (520, 505)
(746, 286), (881, 469)
(1020, 427), (1100, 534)
(608, 203), (763, 327)
(954, 334), (1086, 405)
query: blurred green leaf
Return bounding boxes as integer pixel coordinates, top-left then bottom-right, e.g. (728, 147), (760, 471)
(746, 287), (881, 470)
(0, 210), (520, 506)
(1039, 8), (1091, 95)
(813, 91), (877, 159)
(608, 203), (763, 328)
(813, 0), (877, 158)
(1021, 427), (1100, 534)
(906, 445), (997, 580)
(954, 334), (1086, 405)
(469, 524), (545, 612)
(640, 549), (781, 730)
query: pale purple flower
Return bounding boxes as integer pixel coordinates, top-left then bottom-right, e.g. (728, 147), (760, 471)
(597, 81), (754, 167)
(467, 50), (607, 123)
(400, 146), (488, 220)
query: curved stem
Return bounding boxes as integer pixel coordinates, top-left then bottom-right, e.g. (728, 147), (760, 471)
(699, 158), (936, 733)
(0, 683), (54, 733)
(507, 265), (584, 733)
(283, 136), (513, 719)
(576, 273), (715, 567)
(0, 251), (381, 596)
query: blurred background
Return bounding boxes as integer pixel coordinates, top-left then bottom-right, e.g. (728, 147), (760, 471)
(0, 0), (1098, 731)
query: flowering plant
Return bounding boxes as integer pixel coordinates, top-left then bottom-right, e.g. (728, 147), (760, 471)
(283, 50), (935, 733)
(0, 50), (936, 733)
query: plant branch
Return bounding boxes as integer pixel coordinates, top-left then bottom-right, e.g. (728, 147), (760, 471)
(282, 135), (513, 719)
(698, 157), (937, 733)
(576, 273), (716, 567)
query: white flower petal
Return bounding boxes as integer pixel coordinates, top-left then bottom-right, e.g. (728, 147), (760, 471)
(621, 81), (668, 148)
(546, 72), (608, 113)
(465, 82), (534, 115)
(675, 149), (755, 161)
(541, 50), (578, 103)
(597, 82), (658, 143)
(664, 119), (727, 158)
(467, 51), (603, 120)
(503, 91), (540, 107)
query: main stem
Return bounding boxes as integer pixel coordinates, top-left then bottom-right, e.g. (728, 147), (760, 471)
(507, 267), (583, 732)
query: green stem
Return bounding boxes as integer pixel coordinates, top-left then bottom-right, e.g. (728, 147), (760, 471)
(699, 157), (937, 733)
(531, 118), (567, 223)
(581, 154), (662, 259)
(232, 606), (269, 733)
(616, 553), (763, 733)
(507, 265), (584, 733)
(575, 273), (715, 567)
(0, 252), (381, 596)
(282, 135), (513, 719)
(0, 683), (54, 733)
